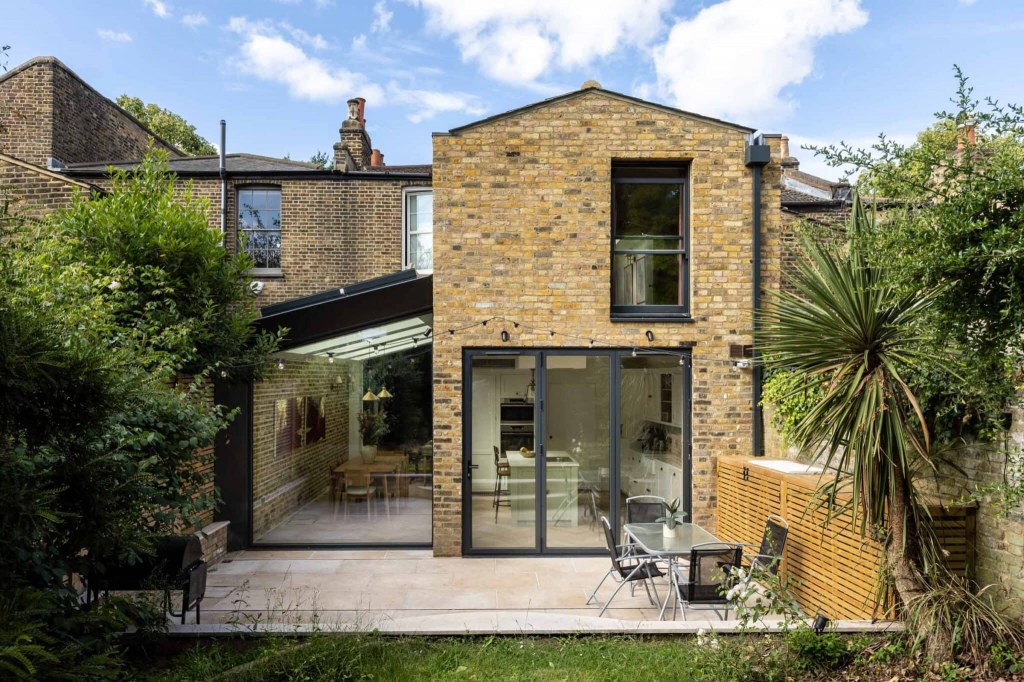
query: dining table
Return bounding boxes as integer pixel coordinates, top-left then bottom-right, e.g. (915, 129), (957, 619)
(622, 522), (721, 620)
(333, 459), (401, 516)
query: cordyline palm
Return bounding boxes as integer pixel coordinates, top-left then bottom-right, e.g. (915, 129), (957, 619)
(758, 195), (946, 623)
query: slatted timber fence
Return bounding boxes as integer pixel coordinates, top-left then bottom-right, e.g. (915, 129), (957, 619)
(716, 455), (976, 620)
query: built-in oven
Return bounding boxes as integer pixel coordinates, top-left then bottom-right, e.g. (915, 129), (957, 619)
(500, 424), (534, 453)
(500, 400), (534, 424)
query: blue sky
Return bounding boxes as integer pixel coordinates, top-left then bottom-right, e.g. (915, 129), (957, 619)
(5, 0), (1024, 179)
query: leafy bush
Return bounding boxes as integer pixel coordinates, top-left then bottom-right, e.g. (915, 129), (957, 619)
(786, 625), (850, 671)
(0, 150), (277, 675)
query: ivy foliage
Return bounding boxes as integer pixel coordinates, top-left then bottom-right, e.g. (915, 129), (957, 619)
(760, 369), (824, 448)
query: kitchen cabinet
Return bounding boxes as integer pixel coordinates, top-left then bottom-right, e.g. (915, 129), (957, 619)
(499, 372), (532, 401)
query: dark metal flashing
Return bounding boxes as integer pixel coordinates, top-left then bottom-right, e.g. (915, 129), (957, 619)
(441, 87), (756, 137)
(62, 167), (431, 181)
(257, 270), (432, 350)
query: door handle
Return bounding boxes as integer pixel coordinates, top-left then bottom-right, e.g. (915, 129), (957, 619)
(469, 464), (480, 470)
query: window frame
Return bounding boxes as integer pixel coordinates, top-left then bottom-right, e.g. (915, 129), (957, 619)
(236, 185), (283, 277)
(402, 186), (434, 273)
(610, 163), (691, 321)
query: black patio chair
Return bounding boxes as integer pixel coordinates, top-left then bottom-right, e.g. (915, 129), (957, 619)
(587, 517), (664, 617)
(626, 495), (666, 524)
(669, 542), (743, 620)
(743, 514), (789, 575)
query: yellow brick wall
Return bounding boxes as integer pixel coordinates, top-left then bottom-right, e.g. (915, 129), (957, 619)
(430, 90), (783, 556)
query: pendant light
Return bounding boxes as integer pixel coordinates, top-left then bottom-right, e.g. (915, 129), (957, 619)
(376, 386), (393, 399)
(362, 390), (379, 402)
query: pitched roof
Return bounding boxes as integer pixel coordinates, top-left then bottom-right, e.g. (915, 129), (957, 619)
(440, 85), (756, 136)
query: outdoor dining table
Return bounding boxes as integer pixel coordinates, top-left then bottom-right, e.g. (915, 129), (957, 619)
(623, 522), (721, 620)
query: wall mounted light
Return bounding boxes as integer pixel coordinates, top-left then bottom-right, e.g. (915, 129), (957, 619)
(276, 358), (285, 370)
(500, 330), (510, 342)
(733, 359), (751, 370)
(645, 330), (655, 342)
(327, 352), (335, 364)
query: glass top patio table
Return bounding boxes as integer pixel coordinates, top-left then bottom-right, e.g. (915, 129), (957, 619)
(622, 523), (721, 557)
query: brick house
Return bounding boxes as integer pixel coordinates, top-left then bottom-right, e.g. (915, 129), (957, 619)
(1, 55), (850, 558)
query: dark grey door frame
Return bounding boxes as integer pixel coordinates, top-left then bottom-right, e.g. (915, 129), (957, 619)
(461, 347), (692, 556)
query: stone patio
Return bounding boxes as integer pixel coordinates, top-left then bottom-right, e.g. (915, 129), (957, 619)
(184, 549), (899, 635)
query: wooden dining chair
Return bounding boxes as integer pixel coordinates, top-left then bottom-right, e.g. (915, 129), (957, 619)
(337, 471), (376, 519)
(492, 445), (511, 519)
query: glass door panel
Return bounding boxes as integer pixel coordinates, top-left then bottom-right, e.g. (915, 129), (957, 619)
(468, 354), (539, 549)
(617, 354), (688, 530)
(544, 354), (611, 549)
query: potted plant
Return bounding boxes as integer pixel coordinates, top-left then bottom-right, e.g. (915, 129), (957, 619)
(357, 409), (388, 463)
(657, 498), (688, 539)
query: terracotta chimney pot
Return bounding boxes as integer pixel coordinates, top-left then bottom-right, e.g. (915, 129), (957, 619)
(371, 149), (384, 167)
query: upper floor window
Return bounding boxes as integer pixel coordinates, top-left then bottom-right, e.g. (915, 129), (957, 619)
(611, 165), (689, 319)
(404, 188), (433, 271)
(238, 187), (282, 272)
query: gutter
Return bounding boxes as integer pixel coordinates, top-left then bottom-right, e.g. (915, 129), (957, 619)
(219, 120), (227, 241)
(745, 134), (771, 458)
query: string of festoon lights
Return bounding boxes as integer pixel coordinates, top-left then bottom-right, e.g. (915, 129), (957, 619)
(265, 315), (754, 372)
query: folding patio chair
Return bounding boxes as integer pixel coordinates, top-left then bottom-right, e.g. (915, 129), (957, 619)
(669, 542), (743, 620)
(587, 517), (664, 617)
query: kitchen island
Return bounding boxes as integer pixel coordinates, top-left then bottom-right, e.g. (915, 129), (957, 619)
(505, 450), (580, 527)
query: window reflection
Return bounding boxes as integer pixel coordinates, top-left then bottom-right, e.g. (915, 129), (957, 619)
(238, 188), (282, 269)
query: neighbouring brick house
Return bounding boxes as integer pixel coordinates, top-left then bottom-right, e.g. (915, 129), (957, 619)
(7, 54), (1019, 605)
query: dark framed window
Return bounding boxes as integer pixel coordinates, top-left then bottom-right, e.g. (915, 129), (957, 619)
(611, 164), (690, 320)
(237, 187), (282, 272)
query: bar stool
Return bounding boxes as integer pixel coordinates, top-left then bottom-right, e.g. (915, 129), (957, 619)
(493, 445), (511, 519)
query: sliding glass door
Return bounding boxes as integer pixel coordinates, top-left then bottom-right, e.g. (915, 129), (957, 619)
(464, 349), (687, 555)
(544, 354), (611, 550)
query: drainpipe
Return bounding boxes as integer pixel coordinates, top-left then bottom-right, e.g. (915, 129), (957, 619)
(219, 120), (227, 243)
(745, 133), (771, 457)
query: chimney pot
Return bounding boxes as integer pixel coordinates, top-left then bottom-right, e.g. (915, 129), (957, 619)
(356, 97), (366, 127)
(371, 148), (384, 167)
(780, 135), (790, 159)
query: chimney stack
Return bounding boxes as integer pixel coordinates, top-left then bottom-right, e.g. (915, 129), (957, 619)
(370, 148), (384, 168)
(334, 96), (373, 170)
(957, 118), (976, 150)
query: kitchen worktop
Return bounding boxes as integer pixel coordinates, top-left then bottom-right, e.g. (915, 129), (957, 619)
(505, 450), (579, 467)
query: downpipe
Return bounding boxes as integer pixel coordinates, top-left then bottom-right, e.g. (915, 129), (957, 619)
(745, 134), (771, 458)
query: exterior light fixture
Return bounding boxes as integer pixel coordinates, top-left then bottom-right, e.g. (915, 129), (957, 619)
(362, 390), (379, 402)
(277, 358), (285, 370)
(678, 356), (685, 366)
(631, 348), (638, 357)
(589, 339), (594, 348)
(424, 328), (432, 337)
(501, 330), (510, 342)
(327, 352), (335, 364)
(377, 386), (393, 399)
(645, 330), (655, 342)
(812, 614), (830, 635)
(549, 330), (555, 337)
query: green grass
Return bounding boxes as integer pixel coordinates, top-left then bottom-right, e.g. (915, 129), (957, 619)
(136, 633), (842, 682)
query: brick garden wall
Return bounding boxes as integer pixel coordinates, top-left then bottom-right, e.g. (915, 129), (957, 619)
(0, 152), (95, 221)
(0, 57), (180, 167)
(430, 89), (784, 556)
(251, 354), (354, 540)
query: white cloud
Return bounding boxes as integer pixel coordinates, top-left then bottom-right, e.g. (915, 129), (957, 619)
(784, 131), (917, 182)
(97, 29), (133, 43)
(182, 13), (207, 28)
(388, 85), (486, 123)
(352, 34), (368, 51)
(281, 22), (330, 50)
(958, 0), (978, 5)
(227, 17), (379, 102)
(408, 0), (673, 86)
(144, 0), (170, 18)
(372, 1), (394, 32)
(651, 0), (868, 124)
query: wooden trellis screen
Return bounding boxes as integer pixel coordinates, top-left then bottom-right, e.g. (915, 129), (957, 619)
(716, 455), (976, 620)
